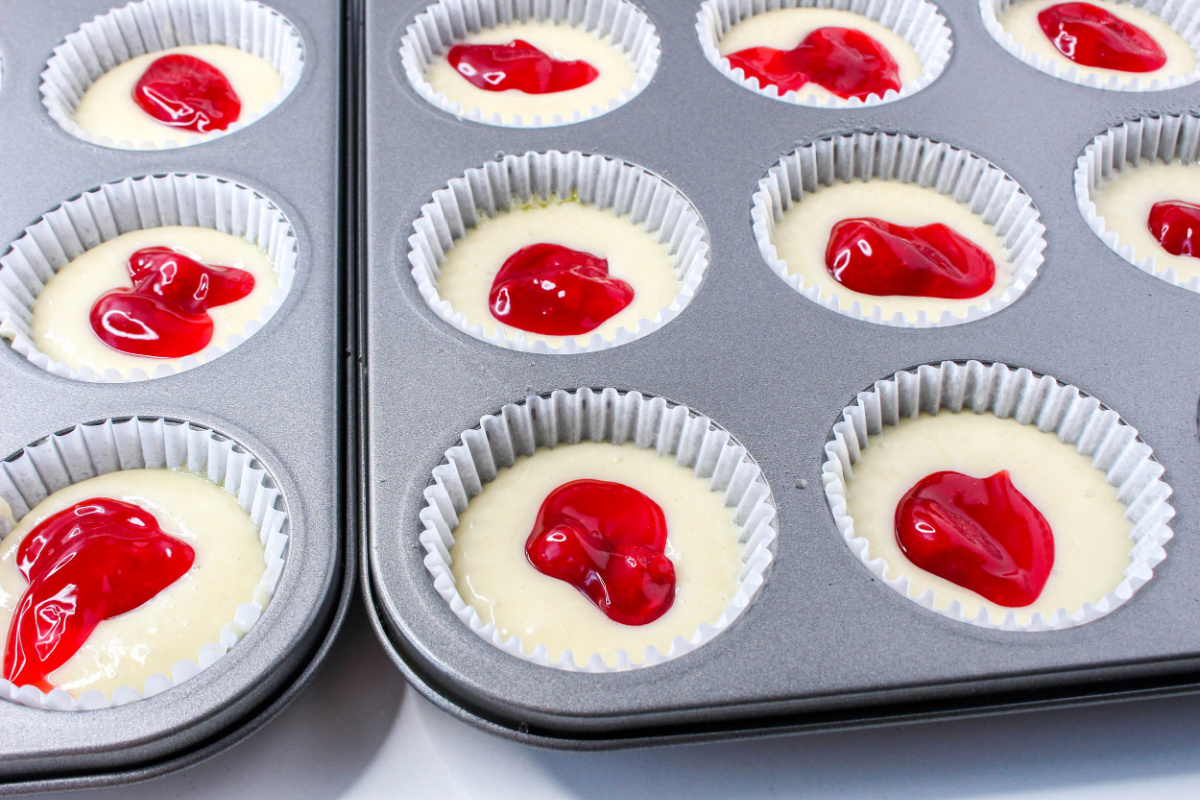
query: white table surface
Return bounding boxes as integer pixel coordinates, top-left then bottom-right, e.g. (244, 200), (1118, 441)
(21, 599), (1200, 800)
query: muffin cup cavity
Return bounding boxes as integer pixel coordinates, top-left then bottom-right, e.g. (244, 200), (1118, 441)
(40, 0), (305, 150)
(751, 131), (1047, 327)
(420, 388), (778, 672)
(400, 0), (661, 128)
(696, 0), (953, 108)
(409, 150), (710, 353)
(1075, 112), (1200, 292)
(0, 173), (299, 383)
(980, 0), (1200, 91)
(0, 416), (289, 710)
(822, 360), (1175, 632)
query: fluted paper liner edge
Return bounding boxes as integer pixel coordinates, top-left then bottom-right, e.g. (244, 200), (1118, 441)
(40, 0), (305, 151)
(751, 131), (1047, 327)
(419, 388), (778, 671)
(409, 150), (710, 353)
(0, 417), (289, 710)
(822, 360), (1174, 632)
(400, 0), (660, 128)
(1075, 112), (1200, 293)
(696, 0), (953, 109)
(980, 0), (1200, 92)
(0, 173), (299, 383)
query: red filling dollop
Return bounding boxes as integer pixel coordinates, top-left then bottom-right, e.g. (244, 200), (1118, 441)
(895, 471), (1054, 607)
(489, 243), (634, 336)
(447, 40), (599, 94)
(133, 53), (242, 133)
(89, 246), (256, 359)
(1148, 200), (1200, 258)
(524, 479), (675, 626)
(825, 217), (995, 298)
(3, 498), (195, 691)
(1037, 2), (1167, 73)
(725, 27), (901, 100)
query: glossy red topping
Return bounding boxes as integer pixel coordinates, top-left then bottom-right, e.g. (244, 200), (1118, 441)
(725, 27), (901, 100)
(133, 54), (242, 133)
(89, 247), (256, 359)
(525, 479), (675, 626)
(489, 243), (634, 336)
(1148, 200), (1200, 258)
(1037, 2), (1167, 73)
(895, 471), (1054, 607)
(3, 498), (194, 691)
(447, 40), (599, 94)
(825, 217), (996, 298)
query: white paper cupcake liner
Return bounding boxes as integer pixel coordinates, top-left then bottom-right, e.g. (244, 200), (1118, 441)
(409, 150), (711, 353)
(980, 0), (1200, 91)
(1075, 112), (1200, 293)
(0, 416), (289, 710)
(400, 0), (660, 127)
(0, 172), (299, 382)
(822, 360), (1175, 632)
(420, 388), (778, 671)
(751, 131), (1047, 327)
(40, 0), (305, 150)
(696, 0), (953, 108)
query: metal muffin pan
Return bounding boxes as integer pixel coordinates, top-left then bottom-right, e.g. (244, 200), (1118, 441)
(0, 0), (352, 788)
(361, 0), (1200, 745)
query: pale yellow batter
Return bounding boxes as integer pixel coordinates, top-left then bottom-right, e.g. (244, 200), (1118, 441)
(450, 443), (743, 667)
(845, 413), (1133, 626)
(435, 201), (678, 348)
(997, 0), (1196, 84)
(74, 44), (283, 147)
(717, 8), (923, 102)
(31, 226), (278, 377)
(772, 181), (1013, 322)
(1093, 161), (1200, 283)
(0, 469), (265, 697)
(425, 23), (636, 123)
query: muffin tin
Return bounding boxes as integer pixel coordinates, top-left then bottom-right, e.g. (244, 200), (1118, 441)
(0, 0), (352, 789)
(361, 0), (1200, 746)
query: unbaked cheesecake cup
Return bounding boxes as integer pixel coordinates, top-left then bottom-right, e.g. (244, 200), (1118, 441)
(1076, 112), (1200, 292)
(40, 0), (305, 151)
(419, 388), (778, 672)
(751, 131), (1047, 327)
(400, 0), (660, 127)
(0, 416), (288, 710)
(0, 173), (299, 382)
(980, 0), (1200, 91)
(409, 150), (710, 353)
(822, 360), (1175, 632)
(696, 0), (953, 108)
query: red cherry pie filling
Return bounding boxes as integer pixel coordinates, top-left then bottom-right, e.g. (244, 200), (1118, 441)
(726, 26), (902, 100)
(525, 480), (675, 625)
(895, 471), (1054, 607)
(133, 54), (242, 133)
(825, 217), (996, 298)
(3, 499), (195, 691)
